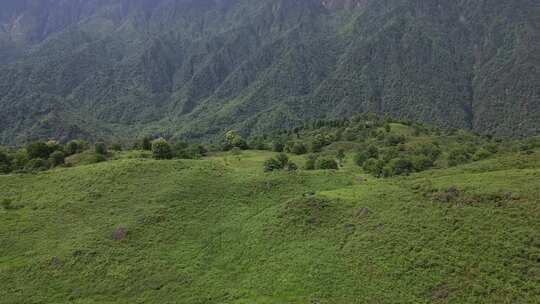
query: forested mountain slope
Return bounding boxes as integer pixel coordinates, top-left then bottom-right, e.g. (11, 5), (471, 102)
(0, 0), (538, 144)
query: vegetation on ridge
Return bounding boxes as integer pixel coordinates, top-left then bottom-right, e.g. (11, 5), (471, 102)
(1, 122), (540, 302)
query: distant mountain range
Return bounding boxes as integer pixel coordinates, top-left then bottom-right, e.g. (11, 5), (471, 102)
(0, 0), (538, 144)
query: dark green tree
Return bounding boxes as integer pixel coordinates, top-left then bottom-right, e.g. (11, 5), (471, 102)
(291, 143), (308, 155)
(152, 138), (173, 160)
(142, 137), (152, 151)
(0, 150), (11, 174)
(95, 142), (108, 155)
(26, 142), (50, 159)
(272, 142), (285, 152)
(337, 149), (346, 166)
(225, 131), (248, 150)
(316, 158), (339, 170)
(49, 151), (65, 167)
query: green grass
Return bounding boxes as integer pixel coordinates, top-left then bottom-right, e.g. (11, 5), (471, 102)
(1, 149), (539, 303)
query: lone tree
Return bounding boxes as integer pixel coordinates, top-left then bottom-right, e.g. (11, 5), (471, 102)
(95, 142), (108, 155)
(224, 131), (247, 150)
(142, 137), (152, 151)
(152, 138), (173, 160)
(49, 151), (65, 168)
(263, 153), (297, 173)
(0, 150), (11, 174)
(26, 142), (50, 160)
(337, 149), (346, 166)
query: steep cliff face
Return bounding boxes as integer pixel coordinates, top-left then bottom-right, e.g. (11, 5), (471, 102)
(0, 0), (538, 144)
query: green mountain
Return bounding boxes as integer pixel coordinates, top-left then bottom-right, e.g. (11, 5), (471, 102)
(0, 0), (539, 144)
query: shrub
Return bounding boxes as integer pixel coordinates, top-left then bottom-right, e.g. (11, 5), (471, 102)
(46, 140), (63, 153)
(363, 158), (384, 177)
(224, 131), (248, 150)
(336, 149), (345, 166)
(384, 158), (414, 176)
(264, 153), (297, 172)
(304, 154), (318, 170)
(231, 147), (242, 156)
(249, 137), (268, 150)
(93, 153), (107, 163)
(382, 147), (400, 162)
(411, 155), (435, 172)
(354, 151), (369, 167)
(25, 158), (49, 172)
(65, 140), (86, 156)
(342, 128), (357, 141)
(416, 143), (442, 161)
(110, 144), (123, 151)
(286, 162), (298, 172)
(26, 142), (51, 159)
(272, 142), (285, 152)
(275, 153), (290, 168)
(291, 143), (308, 155)
(354, 145), (379, 167)
(11, 150), (29, 171)
(448, 148), (471, 167)
(264, 158), (283, 172)
(0, 150), (11, 174)
(94, 142), (108, 155)
(365, 145), (379, 159)
(485, 143), (499, 154)
(172, 142), (189, 158)
(386, 135), (406, 146)
(152, 138), (173, 160)
(186, 145), (208, 159)
(316, 158), (339, 170)
(49, 151), (65, 167)
(1, 198), (12, 210)
(142, 137), (152, 151)
(311, 134), (331, 152)
(473, 148), (492, 161)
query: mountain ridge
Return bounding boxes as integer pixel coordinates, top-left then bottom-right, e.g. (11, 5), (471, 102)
(0, 0), (538, 145)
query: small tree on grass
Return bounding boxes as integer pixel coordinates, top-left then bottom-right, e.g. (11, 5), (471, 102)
(1, 198), (12, 210)
(65, 140), (86, 156)
(225, 131), (248, 150)
(49, 151), (65, 168)
(264, 153), (297, 172)
(95, 142), (108, 155)
(26, 142), (50, 159)
(383, 158), (414, 177)
(363, 158), (384, 177)
(110, 144), (123, 151)
(264, 158), (282, 172)
(152, 138), (173, 160)
(142, 137), (152, 151)
(272, 142), (285, 152)
(448, 148), (471, 167)
(276, 153), (290, 168)
(354, 145), (379, 167)
(337, 149), (346, 166)
(0, 150), (11, 174)
(291, 143), (308, 155)
(316, 158), (339, 170)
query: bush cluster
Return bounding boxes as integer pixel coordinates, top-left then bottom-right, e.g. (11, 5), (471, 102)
(264, 154), (298, 172)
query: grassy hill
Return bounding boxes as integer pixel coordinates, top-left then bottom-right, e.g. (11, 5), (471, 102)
(1, 138), (540, 302)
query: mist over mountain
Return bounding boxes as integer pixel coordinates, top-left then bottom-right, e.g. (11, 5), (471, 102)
(0, 0), (538, 144)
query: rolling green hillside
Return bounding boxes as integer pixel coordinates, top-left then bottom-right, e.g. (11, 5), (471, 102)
(0, 0), (539, 144)
(1, 138), (539, 303)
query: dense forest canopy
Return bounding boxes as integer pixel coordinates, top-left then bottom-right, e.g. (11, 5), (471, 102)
(0, 0), (538, 145)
